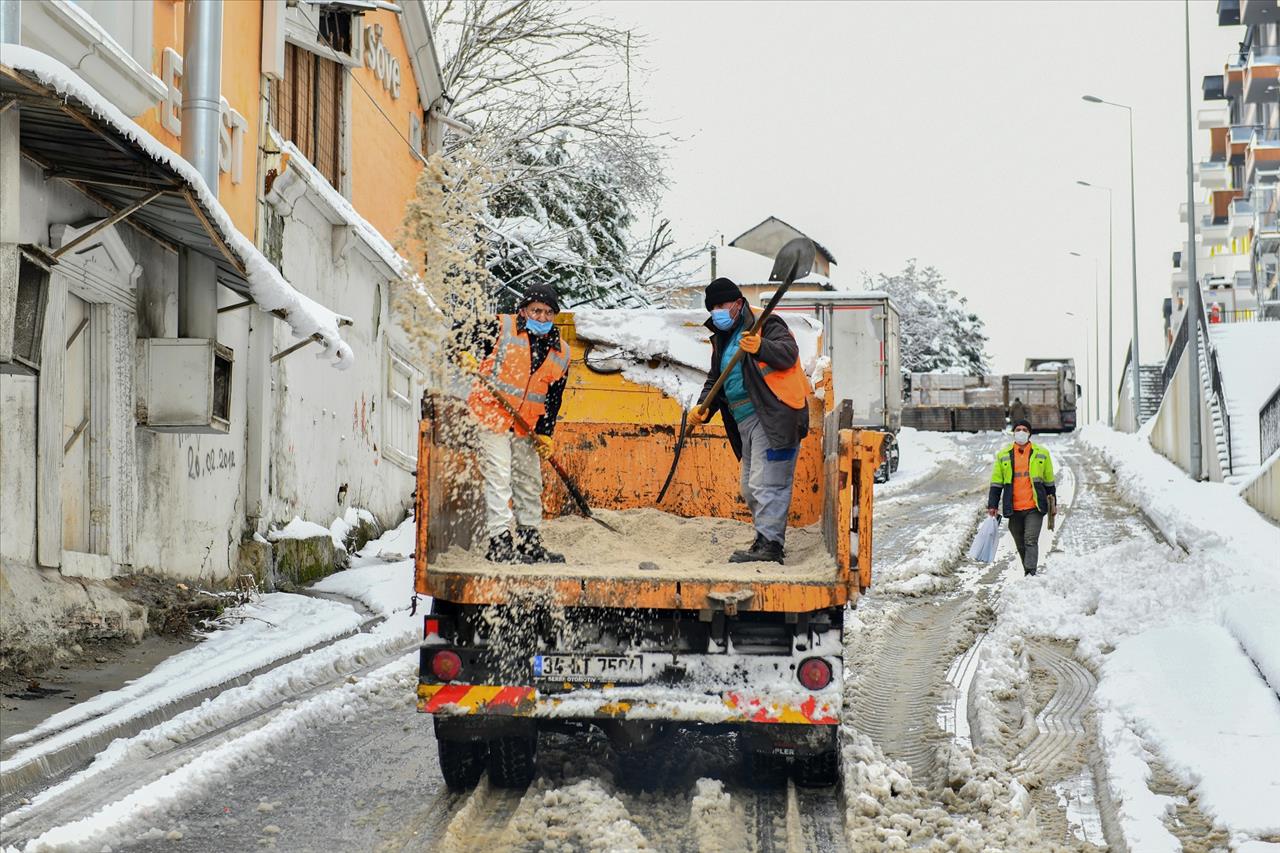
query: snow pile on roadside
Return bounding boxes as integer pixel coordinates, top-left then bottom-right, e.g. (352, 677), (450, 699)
(1207, 322), (1280, 470)
(0, 45), (354, 368)
(1, 594), (361, 762)
(572, 308), (821, 409)
(972, 425), (1280, 848)
(875, 500), (984, 596)
(509, 779), (651, 851)
(877, 427), (959, 496)
(687, 779), (748, 853)
(313, 517), (419, 617)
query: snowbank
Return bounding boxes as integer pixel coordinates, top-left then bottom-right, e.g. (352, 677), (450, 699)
(1, 594), (362, 761)
(0, 45), (354, 368)
(876, 427), (958, 497)
(313, 517), (419, 617)
(973, 425), (1280, 847)
(572, 308), (821, 408)
(1208, 322), (1280, 471)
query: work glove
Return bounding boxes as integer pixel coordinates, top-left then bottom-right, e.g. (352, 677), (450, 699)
(688, 406), (711, 426)
(456, 351), (480, 373)
(534, 434), (555, 460)
(738, 331), (761, 354)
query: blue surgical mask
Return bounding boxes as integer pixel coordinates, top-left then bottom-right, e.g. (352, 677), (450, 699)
(526, 318), (553, 336)
(711, 309), (735, 331)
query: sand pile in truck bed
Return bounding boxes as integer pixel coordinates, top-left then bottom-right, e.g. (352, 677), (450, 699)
(431, 508), (838, 582)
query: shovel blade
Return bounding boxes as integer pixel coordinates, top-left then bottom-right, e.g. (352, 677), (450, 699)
(769, 237), (817, 284)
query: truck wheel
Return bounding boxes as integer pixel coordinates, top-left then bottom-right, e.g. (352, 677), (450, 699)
(437, 738), (487, 791)
(488, 734), (537, 788)
(792, 749), (839, 788)
(742, 749), (789, 788)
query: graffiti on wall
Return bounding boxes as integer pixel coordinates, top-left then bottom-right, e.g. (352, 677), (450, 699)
(177, 435), (238, 480)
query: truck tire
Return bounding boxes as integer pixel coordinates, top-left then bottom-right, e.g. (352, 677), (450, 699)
(488, 734), (537, 788)
(438, 738), (487, 791)
(792, 749), (839, 788)
(742, 749), (789, 788)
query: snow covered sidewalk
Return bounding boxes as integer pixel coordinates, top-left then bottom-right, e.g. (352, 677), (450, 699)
(975, 426), (1280, 850)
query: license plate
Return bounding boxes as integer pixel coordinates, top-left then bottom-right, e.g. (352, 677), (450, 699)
(532, 654), (645, 684)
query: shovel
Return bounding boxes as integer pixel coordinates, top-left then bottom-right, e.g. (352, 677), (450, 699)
(656, 237), (817, 503)
(468, 368), (620, 534)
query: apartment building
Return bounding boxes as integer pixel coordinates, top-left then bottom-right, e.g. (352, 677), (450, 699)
(1, 0), (446, 638)
(1169, 0), (1279, 339)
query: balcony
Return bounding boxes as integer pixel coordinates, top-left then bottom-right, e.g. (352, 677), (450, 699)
(1225, 52), (1246, 97)
(1229, 197), (1255, 238)
(1202, 215), (1231, 247)
(1219, 0), (1242, 23)
(1240, 0), (1279, 25)
(1199, 158), (1231, 189)
(1246, 128), (1280, 187)
(1198, 103), (1230, 129)
(1244, 50), (1280, 103)
(1258, 209), (1280, 252)
(1203, 74), (1227, 100)
(1179, 201), (1205, 223)
(1230, 124), (1258, 164)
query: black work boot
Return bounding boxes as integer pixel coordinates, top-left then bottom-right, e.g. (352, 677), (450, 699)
(729, 536), (785, 564)
(485, 530), (531, 564)
(516, 526), (566, 564)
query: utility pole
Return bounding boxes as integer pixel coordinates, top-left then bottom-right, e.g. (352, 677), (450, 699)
(1183, 0), (1203, 479)
(1126, 107), (1141, 429)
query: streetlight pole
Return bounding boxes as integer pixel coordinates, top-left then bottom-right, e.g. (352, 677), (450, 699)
(1182, 0), (1203, 479)
(1083, 95), (1141, 429)
(1070, 251), (1102, 424)
(1077, 180), (1115, 425)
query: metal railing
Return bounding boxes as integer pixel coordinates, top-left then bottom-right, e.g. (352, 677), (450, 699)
(1162, 311), (1189, 394)
(1262, 384), (1280, 464)
(1199, 298), (1234, 476)
(1206, 308), (1268, 324)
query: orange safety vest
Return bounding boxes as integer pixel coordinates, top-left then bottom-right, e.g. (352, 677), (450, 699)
(757, 357), (811, 410)
(467, 314), (571, 436)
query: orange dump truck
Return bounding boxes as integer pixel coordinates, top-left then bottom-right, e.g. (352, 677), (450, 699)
(413, 313), (884, 789)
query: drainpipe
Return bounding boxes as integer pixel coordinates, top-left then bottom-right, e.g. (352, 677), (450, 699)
(0, 1), (19, 46)
(177, 0), (222, 340)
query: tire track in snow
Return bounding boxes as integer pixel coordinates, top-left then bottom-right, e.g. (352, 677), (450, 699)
(1014, 641), (1096, 779)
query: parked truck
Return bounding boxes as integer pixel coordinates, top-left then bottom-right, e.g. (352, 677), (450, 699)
(903, 358), (1078, 433)
(768, 290), (902, 481)
(413, 313), (884, 790)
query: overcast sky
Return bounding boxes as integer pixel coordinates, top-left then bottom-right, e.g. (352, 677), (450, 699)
(605, 0), (1243, 414)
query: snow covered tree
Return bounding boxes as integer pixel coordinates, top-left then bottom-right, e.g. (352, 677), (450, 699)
(866, 260), (990, 376)
(427, 0), (696, 308)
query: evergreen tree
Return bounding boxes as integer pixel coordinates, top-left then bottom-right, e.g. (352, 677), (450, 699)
(868, 260), (990, 376)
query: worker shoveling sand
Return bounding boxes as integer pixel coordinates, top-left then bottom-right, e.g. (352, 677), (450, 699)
(430, 508), (837, 582)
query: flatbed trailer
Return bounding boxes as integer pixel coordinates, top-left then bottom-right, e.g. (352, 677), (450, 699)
(413, 314), (884, 789)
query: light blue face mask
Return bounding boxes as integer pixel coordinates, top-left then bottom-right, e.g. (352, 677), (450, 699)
(526, 317), (553, 335)
(710, 308), (736, 331)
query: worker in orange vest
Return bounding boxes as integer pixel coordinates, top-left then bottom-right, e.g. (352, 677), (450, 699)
(460, 283), (571, 564)
(689, 278), (811, 564)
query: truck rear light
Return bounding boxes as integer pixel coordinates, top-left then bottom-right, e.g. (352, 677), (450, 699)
(797, 657), (832, 691)
(424, 618), (440, 638)
(431, 650), (462, 682)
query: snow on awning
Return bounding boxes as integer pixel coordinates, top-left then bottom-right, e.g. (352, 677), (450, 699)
(0, 45), (354, 369)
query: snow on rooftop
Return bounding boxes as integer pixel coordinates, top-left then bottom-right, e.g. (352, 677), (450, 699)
(572, 308), (821, 408)
(0, 45), (355, 369)
(695, 245), (832, 288)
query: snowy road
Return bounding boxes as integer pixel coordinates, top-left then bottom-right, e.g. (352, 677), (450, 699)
(4, 430), (1276, 852)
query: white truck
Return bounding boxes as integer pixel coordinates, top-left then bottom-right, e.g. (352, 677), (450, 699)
(767, 291), (903, 480)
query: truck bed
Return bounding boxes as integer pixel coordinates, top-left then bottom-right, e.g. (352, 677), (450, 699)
(425, 509), (848, 612)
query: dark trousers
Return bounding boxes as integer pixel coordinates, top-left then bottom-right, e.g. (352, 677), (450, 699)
(1007, 509), (1044, 575)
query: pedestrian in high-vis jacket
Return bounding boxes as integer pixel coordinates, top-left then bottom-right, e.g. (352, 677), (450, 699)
(459, 283), (571, 564)
(986, 420), (1056, 575)
(689, 277), (811, 564)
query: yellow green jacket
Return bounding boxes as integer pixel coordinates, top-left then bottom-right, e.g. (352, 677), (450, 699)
(986, 442), (1056, 516)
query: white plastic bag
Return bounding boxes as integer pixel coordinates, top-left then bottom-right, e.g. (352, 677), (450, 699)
(967, 515), (1001, 563)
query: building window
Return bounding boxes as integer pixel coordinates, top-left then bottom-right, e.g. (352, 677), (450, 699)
(1, 246), (51, 373)
(383, 348), (420, 469)
(269, 43), (344, 186)
(318, 9), (354, 56)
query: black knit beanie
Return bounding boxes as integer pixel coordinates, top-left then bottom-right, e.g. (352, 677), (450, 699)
(704, 277), (743, 310)
(519, 283), (560, 314)
(1012, 419), (1032, 432)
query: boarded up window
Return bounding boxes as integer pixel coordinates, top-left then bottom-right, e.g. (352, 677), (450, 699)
(269, 44), (343, 186)
(383, 349), (419, 469)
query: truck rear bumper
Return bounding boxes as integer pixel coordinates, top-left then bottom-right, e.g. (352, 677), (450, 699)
(417, 682), (840, 725)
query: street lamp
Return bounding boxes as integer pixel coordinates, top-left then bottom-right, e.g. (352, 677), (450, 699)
(1065, 312), (1091, 427)
(1077, 180), (1114, 426)
(1082, 94), (1141, 429)
(1068, 251), (1101, 425)
(1181, 0), (1203, 480)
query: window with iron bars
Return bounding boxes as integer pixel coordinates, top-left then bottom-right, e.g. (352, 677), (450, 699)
(269, 42), (344, 186)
